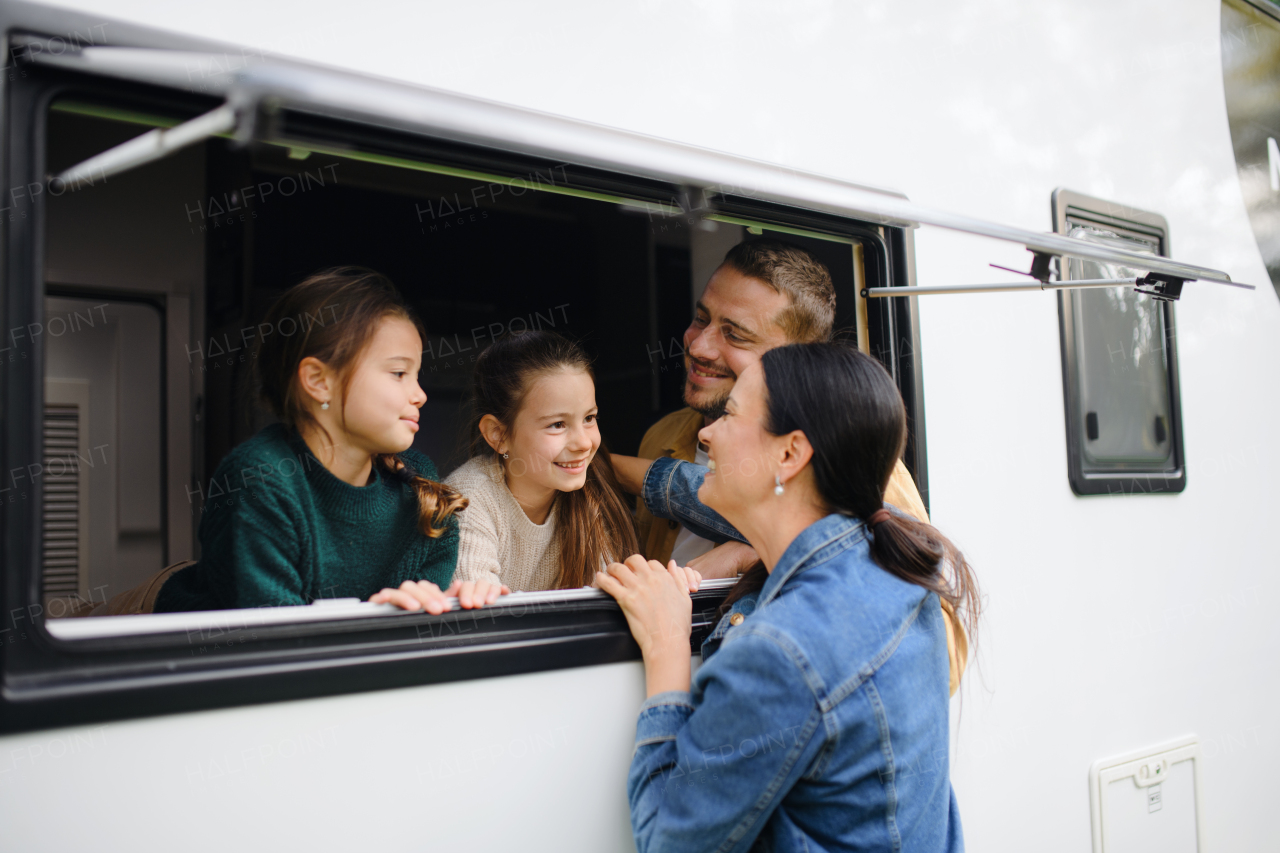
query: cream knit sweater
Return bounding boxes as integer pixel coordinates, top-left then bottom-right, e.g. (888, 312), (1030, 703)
(444, 455), (561, 591)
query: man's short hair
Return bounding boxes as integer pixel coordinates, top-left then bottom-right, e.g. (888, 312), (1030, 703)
(720, 239), (836, 343)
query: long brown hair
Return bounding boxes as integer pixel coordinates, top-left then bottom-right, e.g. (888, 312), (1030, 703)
(256, 266), (466, 538)
(720, 343), (980, 645)
(466, 330), (639, 588)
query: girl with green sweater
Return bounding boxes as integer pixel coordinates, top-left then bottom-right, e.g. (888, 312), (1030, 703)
(156, 268), (506, 614)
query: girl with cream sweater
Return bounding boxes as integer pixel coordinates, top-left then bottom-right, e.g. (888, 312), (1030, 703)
(446, 331), (698, 593)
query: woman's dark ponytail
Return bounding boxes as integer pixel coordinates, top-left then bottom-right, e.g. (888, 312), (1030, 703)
(867, 512), (979, 639)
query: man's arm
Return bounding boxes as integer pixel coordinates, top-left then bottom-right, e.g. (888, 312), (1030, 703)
(686, 540), (759, 578)
(610, 454), (653, 496)
(641, 457), (743, 545)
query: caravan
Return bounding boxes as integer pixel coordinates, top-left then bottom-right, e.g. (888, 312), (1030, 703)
(0, 1), (1277, 850)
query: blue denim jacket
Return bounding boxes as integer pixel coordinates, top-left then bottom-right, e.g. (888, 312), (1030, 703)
(629, 457), (963, 852)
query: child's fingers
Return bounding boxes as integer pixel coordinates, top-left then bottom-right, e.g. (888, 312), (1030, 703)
(666, 560), (696, 593)
(466, 580), (495, 608)
(383, 592), (412, 610)
(378, 588), (423, 611)
(370, 580), (457, 613)
(594, 568), (624, 599)
(370, 588), (411, 607)
(623, 554), (650, 575)
(409, 580), (450, 614)
(680, 565), (702, 592)
(606, 560), (637, 586)
(459, 580), (501, 608)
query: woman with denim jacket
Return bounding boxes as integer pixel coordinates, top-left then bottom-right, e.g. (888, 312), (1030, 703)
(595, 342), (979, 853)
(615, 447), (970, 699)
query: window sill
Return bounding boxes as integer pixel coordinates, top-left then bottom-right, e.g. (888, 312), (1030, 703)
(46, 577), (740, 642)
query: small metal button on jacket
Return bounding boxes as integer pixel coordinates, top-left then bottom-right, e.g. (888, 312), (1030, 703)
(729, 613), (745, 626)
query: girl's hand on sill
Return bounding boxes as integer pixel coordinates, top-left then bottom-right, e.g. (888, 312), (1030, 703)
(449, 577), (511, 609)
(370, 577), (510, 612)
(370, 579), (452, 613)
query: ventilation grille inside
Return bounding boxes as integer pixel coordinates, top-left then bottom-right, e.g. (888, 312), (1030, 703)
(42, 403), (82, 596)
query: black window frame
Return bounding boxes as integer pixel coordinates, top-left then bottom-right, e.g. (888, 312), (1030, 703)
(1, 48), (926, 736)
(1052, 188), (1187, 497)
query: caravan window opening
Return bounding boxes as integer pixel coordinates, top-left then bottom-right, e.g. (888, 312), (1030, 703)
(1052, 189), (1186, 496)
(3, 64), (922, 733)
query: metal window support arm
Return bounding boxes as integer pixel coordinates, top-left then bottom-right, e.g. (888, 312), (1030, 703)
(863, 252), (1209, 302)
(50, 94), (254, 189)
(863, 274), (1191, 300)
(863, 276), (1143, 298)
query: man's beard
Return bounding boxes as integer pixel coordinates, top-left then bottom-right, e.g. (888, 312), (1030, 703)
(683, 362), (733, 420)
(687, 389), (730, 420)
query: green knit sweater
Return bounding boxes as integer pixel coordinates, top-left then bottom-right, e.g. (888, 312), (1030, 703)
(156, 423), (459, 612)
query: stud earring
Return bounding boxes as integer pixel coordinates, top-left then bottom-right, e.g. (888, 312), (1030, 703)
(502, 452), (510, 460)
(320, 401), (330, 410)
(774, 473), (784, 496)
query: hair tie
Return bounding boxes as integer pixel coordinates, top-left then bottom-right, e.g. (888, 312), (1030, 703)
(387, 454), (419, 484)
(868, 508), (892, 528)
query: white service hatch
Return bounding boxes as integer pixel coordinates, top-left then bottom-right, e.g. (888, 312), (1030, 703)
(1090, 736), (1205, 853)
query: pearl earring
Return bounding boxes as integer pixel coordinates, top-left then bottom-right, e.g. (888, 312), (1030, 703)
(320, 401), (330, 410)
(774, 474), (784, 496)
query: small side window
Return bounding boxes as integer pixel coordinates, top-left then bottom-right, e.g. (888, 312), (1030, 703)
(1053, 189), (1186, 496)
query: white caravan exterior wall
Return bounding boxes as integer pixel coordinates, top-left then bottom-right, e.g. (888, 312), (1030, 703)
(2, 1), (1277, 852)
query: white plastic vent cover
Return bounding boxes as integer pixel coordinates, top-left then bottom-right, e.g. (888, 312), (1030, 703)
(1090, 735), (1204, 853)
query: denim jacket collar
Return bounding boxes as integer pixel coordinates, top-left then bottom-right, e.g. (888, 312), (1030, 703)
(758, 513), (867, 608)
